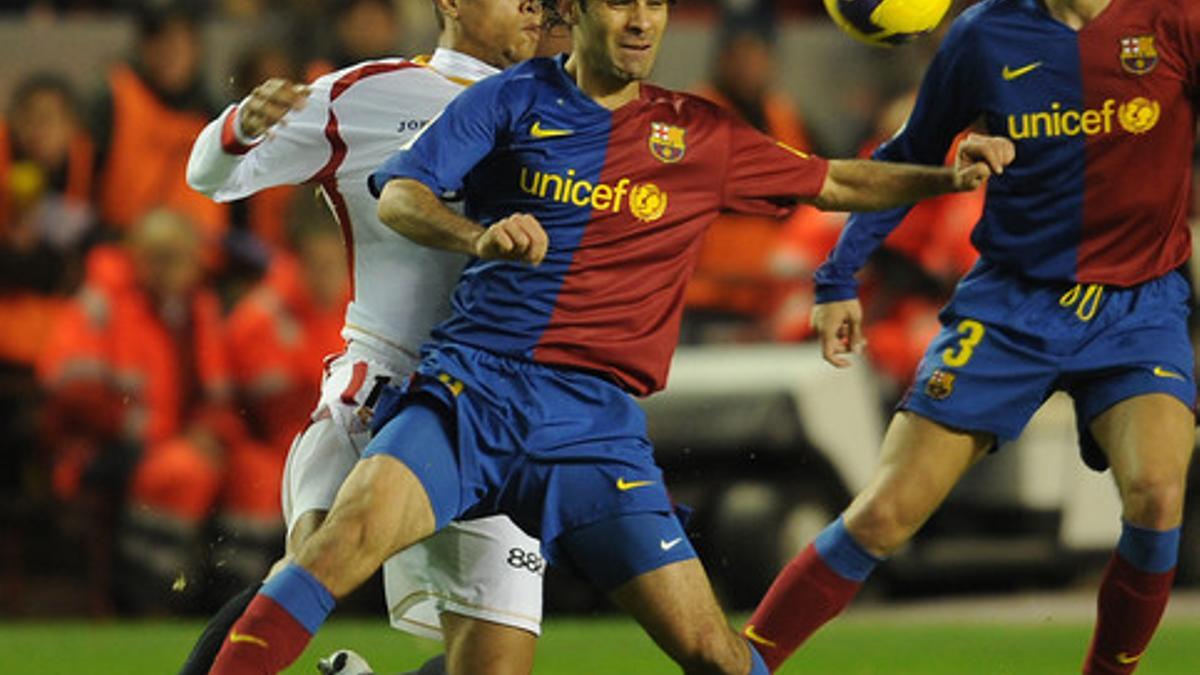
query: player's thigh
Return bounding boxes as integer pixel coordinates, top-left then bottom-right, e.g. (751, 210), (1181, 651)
(1089, 393), (1195, 527)
(298, 453), (438, 594)
(440, 613), (536, 675)
(843, 411), (992, 553)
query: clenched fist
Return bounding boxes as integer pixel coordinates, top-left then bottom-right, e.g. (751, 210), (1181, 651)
(474, 213), (549, 265)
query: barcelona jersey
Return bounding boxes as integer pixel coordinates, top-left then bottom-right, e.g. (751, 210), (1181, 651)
(370, 55), (828, 396)
(816, 0), (1199, 302)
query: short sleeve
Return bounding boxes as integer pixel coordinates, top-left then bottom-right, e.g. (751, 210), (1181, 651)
(720, 114), (829, 216)
(369, 75), (511, 198)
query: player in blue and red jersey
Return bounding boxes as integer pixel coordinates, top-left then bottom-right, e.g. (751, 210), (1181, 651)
(746, 1), (1198, 673)
(205, 0), (1013, 672)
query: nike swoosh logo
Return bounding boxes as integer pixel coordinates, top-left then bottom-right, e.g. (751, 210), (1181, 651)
(1116, 652), (1142, 665)
(743, 624), (778, 648)
(229, 630), (269, 648)
(660, 537), (682, 551)
(1002, 61), (1043, 81)
(1153, 366), (1185, 380)
(616, 478), (655, 491)
(530, 120), (573, 139)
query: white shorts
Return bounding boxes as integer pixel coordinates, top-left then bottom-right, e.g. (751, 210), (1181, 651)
(281, 341), (544, 638)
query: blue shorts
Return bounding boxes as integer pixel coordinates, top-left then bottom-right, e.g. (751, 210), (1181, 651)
(902, 261), (1195, 470)
(363, 342), (695, 586)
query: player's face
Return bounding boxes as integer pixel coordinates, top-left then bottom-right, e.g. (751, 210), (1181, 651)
(576, 0), (668, 82)
(457, 0), (545, 68)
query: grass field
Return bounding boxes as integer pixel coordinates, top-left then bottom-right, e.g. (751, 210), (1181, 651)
(3, 610), (1200, 674)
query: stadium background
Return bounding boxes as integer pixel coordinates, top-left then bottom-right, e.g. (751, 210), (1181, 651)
(0, 0), (1198, 672)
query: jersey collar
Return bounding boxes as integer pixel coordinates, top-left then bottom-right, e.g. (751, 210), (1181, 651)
(425, 48), (500, 86)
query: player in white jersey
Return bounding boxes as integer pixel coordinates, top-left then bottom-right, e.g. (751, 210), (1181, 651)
(178, 2), (547, 674)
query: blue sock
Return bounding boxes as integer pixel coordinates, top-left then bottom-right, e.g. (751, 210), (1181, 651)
(260, 562), (336, 634)
(1116, 521), (1180, 574)
(812, 516), (882, 582)
(746, 638), (770, 674)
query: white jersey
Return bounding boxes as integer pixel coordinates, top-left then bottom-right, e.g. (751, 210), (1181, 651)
(188, 49), (498, 361)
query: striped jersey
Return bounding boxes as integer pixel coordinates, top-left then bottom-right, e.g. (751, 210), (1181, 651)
(816, 0), (1199, 302)
(370, 55), (829, 395)
(187, 49), (497, 363)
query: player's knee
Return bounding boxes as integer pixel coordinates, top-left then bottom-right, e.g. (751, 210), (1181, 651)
(1121, 471), (1187, 529)
(671, 624), (747, 675)
(846, 496), (917, 556)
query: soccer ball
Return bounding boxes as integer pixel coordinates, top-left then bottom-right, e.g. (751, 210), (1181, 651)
(824, 0), (953, 47)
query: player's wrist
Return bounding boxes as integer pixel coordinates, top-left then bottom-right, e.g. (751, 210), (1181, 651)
(221, 103), (264, 155)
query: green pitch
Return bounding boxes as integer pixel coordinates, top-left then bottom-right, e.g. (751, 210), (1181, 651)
(2, 615), (1199, 674)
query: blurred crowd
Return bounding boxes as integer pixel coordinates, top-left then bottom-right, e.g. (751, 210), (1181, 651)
(0, 0), (1193, 619)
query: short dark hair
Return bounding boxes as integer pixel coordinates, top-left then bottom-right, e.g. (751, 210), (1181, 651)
(133, 0), (201, 40)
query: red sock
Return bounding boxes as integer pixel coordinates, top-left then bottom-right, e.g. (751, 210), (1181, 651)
(209, 594), (314, 675)
(1083, 553), (1175, 674)
(743, 543), (864, 672)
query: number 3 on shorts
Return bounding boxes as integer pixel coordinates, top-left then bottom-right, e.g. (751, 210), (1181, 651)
(942, 319), (986, 367)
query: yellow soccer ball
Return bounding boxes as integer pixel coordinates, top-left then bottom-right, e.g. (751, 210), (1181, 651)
(825, 0), (953, 47)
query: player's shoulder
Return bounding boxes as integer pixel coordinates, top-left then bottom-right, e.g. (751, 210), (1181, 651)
(309, 57), (450, 101)
(456, 57), (561, 115)
(942, 0), (1029, 43)
(479, 57), (562, 96)
(639, 84), (730, 125)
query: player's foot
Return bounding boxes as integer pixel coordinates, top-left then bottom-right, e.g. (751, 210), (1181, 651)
(317, 649), (375, 675)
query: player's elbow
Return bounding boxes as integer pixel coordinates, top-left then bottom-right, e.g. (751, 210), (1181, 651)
(376, 179), (429, 237)
(184, 153), (220, 198)
(812, 172), (863, 213)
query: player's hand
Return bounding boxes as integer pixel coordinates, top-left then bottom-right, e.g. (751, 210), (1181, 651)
(474, 213), (548, 265)
(952, 133), (1015, 191)
(239, 78), (310, 138)
(812, 299), (865, 368)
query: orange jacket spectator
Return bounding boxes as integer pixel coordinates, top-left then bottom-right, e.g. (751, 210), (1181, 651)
(686, 84), (815, 326)
(226, 252), (348, 453)
(38, 240), (238, 517)
(95, 63), (227, 241)
(0, 113), (95, 368)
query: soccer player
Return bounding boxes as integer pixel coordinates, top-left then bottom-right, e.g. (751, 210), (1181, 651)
(745, 1), (1198, 673)
(181, 1), (548, 674)
(206, 0), (1013, 672)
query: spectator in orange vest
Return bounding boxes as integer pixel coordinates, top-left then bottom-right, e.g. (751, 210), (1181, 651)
(683, 11), (818, 343)
(0, 72), (98, 611)
(39, 208), (247, 612)
(89, 1), (227, 244)
(0, 73), (96, 370)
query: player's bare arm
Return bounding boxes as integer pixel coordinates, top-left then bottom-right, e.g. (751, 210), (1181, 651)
(815, 133), (1014, 212)
(238, 78), (310, 138)
(377, 178), (548, 265)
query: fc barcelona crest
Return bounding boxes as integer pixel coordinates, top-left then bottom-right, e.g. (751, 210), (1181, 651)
(649, 122), (686, 163)
(924, 369), (956, 401)
(1120, 35), (1158, 75)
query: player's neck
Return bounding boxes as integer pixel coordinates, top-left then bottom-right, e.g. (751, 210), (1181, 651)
(441, 28), (507, 70)
(564, 52), (641, 111)
(1042, 0), (1113, 29)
